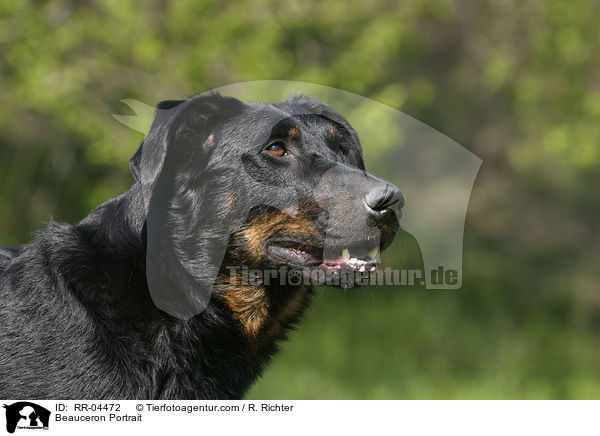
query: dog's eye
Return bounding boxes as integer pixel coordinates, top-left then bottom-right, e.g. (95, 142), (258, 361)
(265, 142), (287, 157)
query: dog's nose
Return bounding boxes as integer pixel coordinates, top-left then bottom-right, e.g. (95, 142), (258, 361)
(365, 184), (404, 221)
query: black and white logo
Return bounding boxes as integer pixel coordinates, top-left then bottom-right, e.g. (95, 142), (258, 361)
(3, 403), (50, 433)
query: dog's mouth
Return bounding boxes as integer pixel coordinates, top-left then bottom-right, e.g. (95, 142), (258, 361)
(266, 240), (379, 272)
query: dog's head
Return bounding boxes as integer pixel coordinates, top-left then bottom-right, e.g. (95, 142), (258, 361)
(131, 94), (404, 319)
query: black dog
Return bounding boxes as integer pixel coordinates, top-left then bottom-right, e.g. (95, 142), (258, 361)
(0, 94), (403, 399)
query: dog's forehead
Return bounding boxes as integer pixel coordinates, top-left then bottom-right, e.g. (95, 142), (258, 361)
(240, 101), (323, 126)
(222, 101), (338, 142)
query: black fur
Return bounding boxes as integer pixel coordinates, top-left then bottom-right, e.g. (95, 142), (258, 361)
(0, 94), (402, 399)
(0, 185), (276, 398)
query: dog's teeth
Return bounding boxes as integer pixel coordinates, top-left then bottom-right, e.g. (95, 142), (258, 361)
(368, 247), (379, 260)
(341, 248), (350, 261)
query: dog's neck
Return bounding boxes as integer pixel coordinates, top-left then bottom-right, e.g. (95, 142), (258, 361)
(51, 183), (310, 398)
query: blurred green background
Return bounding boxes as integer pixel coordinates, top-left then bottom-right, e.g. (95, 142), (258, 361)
(1, 0), (600, 398)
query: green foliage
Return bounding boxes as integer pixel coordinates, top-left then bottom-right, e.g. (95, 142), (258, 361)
(1, 0), (599, 398)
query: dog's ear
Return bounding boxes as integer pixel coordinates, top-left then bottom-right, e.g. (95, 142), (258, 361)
(129, 99), (186, 183)
(131, 93), (244, 319)
(128, 100), (183, 189)
(129, 96), (221, 184)
(156, 99), (187, 110)
(130, 94), (242, 205)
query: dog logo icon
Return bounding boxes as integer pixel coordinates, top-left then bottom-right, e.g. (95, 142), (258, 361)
(3, 402), (50, 433)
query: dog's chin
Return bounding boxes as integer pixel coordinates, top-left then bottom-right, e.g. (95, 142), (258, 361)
(265, 239), (380, 273)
